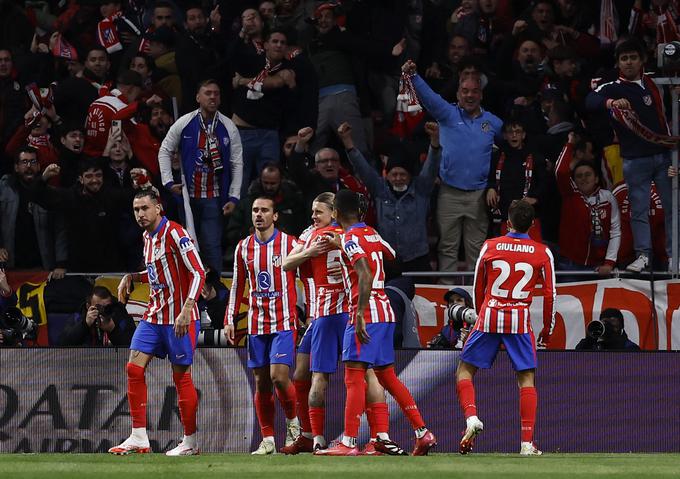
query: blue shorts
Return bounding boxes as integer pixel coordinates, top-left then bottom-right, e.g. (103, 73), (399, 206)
(460, 329), (537, 371)
(311, 312), (349, 373)
(297, 320), (314, 355)
(248, 330), (295, 369)
(130, 320), (200, 366)
(342, 322), (395, 368)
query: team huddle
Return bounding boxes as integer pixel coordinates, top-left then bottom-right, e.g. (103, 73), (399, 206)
(108, 188), (554, 457)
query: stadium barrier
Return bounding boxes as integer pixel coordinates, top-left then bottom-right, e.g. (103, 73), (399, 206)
(7, 271), (680, 350)
(1, 348), (679, 453)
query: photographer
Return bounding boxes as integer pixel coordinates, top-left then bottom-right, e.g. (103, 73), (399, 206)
(60, 285), (136, 347)
(428, 288), (476, 349)
(575, 308), (640, 351)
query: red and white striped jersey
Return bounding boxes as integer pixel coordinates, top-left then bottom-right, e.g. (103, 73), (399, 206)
(189, 129), (220, 199)
(339, 223), (395, 324)
(473, 233), (555, 335)
(297, 225), (316, 321)
(306, 223), (350, 318)
(226, 229), (298, 334)
(84, 91), (137, 157)
(140, 217), (206, 325)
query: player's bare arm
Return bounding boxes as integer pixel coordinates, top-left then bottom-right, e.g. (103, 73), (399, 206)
(282, 238), (332, 271)
(117, 271), (145, 303)
(174, 298), (195, 338)
(353, 257), (373, 344)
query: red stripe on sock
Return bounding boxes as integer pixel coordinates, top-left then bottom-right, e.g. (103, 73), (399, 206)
(373, 367), (424, 430)
(344, 367), (367, 438)
(294, 380), (312, 433)
(126, 362), (147, 429)
(173, 370), (198, 436)
(520, 386), (537, 443)
(254, 391), (275, 438)
(456, 378), (477, 419)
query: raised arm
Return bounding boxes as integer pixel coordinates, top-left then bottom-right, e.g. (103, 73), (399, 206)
(337, 122), (382, 194)
(403, 60), (455, 123)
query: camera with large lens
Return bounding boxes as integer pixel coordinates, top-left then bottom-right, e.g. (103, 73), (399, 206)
(586, 319), (608, 339)
(657, 41), (680, 72)
(95, 303), (115, 318)
(197, 328), (230, 347)
(0, 307), (38, 346)
(446, 304), (477, 330)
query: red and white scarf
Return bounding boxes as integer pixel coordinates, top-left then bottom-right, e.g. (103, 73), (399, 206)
(97, 11), (141, 54)
(599, 0), (618, 45)
(246, 58), (282, 100)
(396, 71), (422, 113)
(654, 2), (680, 44)
(610, 106), (680, 147)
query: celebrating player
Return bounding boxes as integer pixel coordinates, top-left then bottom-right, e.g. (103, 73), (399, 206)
(317, 189), (436, 456)
(224, 196), (300, 455)
(281, 193), (403, 455)
(110, 189), (206, 456)
(456, 199), (555, 456)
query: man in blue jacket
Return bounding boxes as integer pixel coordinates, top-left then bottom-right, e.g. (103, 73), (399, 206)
(404, 60), (502, 275)
(336, 121), (440, 276)
(586, 38), (675, 272)
(158, 80), (244, 272)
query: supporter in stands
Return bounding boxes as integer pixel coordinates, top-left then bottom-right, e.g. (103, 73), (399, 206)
(423, 34), (471, 93)
(0, 146), (67, 275)
(176, 4), (226, 114)
(145, 26), (181, 105)
(4, 104), (60, 172)
(158, 79), (244, 273)
(575, 308), (640, 351)
(0, 267), (21, 347)
(555, 132), (620, 276)
(336, 120), (440, 275)
(287, 126), (372, 219)
(0, 49), (25, 156)
(231, 28), (297, 198)
(405, 58), (502, 274)
(83, 69), (143, 157)
(486, 120), (545, 240)
(226, 162), (306, 248)
(60, 285), (136, 347)
(53, 47), (111, 127)
(586, 38), (675, 273)
(56, 123), (86, 188)
(31, 158), (144, 272)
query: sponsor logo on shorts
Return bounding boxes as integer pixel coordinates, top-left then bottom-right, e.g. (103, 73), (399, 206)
(274, 353), (287, 358)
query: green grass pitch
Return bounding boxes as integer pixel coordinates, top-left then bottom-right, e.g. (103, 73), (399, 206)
(1, 453), (680, 478)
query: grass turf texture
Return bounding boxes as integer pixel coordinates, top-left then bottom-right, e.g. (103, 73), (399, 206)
(1, 454), (680, 478)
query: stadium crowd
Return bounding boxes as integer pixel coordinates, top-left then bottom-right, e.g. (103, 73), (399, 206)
(0, 0), (678, 321)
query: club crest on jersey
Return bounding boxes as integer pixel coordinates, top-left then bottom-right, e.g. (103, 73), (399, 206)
(257, 271), (271, 290)
(179, 236), (194, 252)
(642, 95), (652, 106)
(272, 255), (281, 267)
(344, 240), (360, 255)
(481, 121), (491, 132)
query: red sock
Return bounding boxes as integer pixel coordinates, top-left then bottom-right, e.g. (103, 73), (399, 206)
(519, 387), (537, 442)
(126, 363), (147, 429)
(366, 402), (389, 437)
(294, 380), (312, 433)
(275, 382), (297, 420)
(173, 370), (198, 436)
(456, 379), (477, 419)
(344, 367), (367, 438)
(254, 391), (275, 437)
(373, 367), (425, 430)
(309, 406), (325, 437)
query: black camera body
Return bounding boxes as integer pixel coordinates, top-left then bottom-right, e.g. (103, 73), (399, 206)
(95, 303), (116, 318)
(0, 307), (38, 346)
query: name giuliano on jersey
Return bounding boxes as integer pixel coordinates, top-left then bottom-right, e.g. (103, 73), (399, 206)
(473, 233), (556, 335)
(227, 229), (297, 335)
(340, 223), (395, 324)
(305, 224), (350, 318)
(142, 217), (206, 325)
